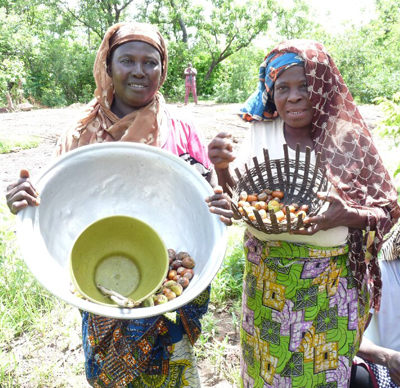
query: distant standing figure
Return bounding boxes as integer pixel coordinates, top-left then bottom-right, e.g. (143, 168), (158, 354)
(184, 62), (198, 105)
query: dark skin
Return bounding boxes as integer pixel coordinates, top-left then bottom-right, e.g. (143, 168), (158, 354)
(357, 334), (400, 385)
(7, 40), (218, 214)
(206, 65), (369, 232)
(107, 41), (163, 117)
(6, 169), (40, 215)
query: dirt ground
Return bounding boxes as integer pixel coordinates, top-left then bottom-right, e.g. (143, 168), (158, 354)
(0, 102), (248, 193)
(0, 102), (397, 193)
(0, 101), (397, 387)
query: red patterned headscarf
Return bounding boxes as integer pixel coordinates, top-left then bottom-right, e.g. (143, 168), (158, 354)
(243, 40), (400, 310)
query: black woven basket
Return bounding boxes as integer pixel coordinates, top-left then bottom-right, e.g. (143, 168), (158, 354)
(229, 144), (330, 234)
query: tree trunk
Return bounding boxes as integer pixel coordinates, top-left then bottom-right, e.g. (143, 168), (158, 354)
(6, 92), (14, 111)
(18, 79), (24, 104)
(169, 0), (188, 43)
(205, 59), (218, 80)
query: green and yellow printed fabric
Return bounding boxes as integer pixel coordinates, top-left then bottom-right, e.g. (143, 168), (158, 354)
(240, 232), (369, 388)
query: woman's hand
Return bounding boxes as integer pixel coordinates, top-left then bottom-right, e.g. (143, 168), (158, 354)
(205, 186), (233, 226)
(291, 189), (367, 235)
(208, 132), (235, 170)
(387, 351), (400, 385)
(6, 169), (40, 215)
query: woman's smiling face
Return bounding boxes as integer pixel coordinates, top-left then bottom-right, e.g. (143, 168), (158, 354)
(273, 65), (314, 132)
(109, 41), (162, 115)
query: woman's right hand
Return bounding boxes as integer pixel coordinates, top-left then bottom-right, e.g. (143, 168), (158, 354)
(208, 132), (236, 170)
(6, 169), (40, 215)
(205, 185), (233, 226)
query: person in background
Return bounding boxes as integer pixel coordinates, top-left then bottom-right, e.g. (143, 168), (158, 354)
(6, 22), (220, 388)
(206, 39), (400, 387)
(184, 62), (198, 105)
(351, 222), (400, 388)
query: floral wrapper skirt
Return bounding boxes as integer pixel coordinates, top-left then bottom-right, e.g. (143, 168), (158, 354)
(82, 286), (211, 388)
(241, 232), (369, 388)
(121, 334), (201, 388)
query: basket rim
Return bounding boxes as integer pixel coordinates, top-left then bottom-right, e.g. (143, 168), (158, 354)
(228, 144), (331, 234)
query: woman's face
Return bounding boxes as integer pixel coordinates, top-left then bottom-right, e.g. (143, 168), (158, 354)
(109, 41), (162, 114)
(273, 65), (314, 131)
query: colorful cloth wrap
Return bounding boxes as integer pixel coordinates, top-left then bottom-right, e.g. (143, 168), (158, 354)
(239, 52), (304, 122)
(241, 232), (369, 388)
(82, 285), (210, 387)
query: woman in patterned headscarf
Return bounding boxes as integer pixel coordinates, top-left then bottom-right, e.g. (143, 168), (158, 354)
(7, 22), (217, 388)
(206, 40), (400, 387)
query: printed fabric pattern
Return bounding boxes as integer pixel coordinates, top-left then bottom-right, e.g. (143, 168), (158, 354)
(364, 361), (399, 388)
(241, 231), (369, 387)
(83, 286), (210, 387)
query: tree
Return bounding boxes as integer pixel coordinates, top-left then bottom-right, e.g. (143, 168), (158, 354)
(273, 0), (323, 40)
(55, 0), (136, 40)
(197, 0), (277, 80)
(325, 0), (400, 102)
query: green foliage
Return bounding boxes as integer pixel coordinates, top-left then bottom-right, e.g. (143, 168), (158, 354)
(325, 0), (400, 103)
(0, 4), (97, 107)
(211, 225), (245, 307)
(214, 47), (264, 103)
(376, 92), (400, 176)
(25, 39), (96, 106)
(274, 0), (322, 40)
(0, 203), (57, 344)
(0, 10), (30, 104)
(1, 0), (400, 106)
(0, 136), (40, 154)
(197, 0), (276, 81)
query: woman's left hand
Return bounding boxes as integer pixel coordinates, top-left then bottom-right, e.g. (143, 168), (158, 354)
(292, 190), (363, 235)
(205, 186), (233, 226)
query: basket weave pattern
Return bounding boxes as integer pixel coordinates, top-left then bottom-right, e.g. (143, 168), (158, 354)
(230, 144), (330, 234)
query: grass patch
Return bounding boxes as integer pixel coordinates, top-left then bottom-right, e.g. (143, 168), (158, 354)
(0, 200), (87, 387)
(211, 224), (245, 309)
(195, 224), (245, 387)
(0, 137), (40, 154)
(0, 202), (57, 344)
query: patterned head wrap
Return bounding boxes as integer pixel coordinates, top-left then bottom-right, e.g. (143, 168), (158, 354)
(56, 22), (168, 154)
(106, 23), (167, 77)
(241, 39), (400, 310)
(239, 52), (304, 121)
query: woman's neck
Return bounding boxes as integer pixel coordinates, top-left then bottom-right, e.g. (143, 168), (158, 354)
(283, 123), (314, 152)
(111, 100), (139, 118)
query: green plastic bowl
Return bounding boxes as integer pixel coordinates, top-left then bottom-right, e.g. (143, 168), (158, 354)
(69, 215), (168, 307)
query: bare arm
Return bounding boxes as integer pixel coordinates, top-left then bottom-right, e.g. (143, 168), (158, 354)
(358, 336), (400, 385)
(207, 132), (236, 193)
(205, 132), (236, 225)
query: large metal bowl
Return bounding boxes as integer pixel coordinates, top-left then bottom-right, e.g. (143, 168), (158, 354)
(17, 142), (227, 319)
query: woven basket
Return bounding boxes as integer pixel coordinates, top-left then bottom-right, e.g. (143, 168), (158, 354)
(229, 144), (330, 234)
